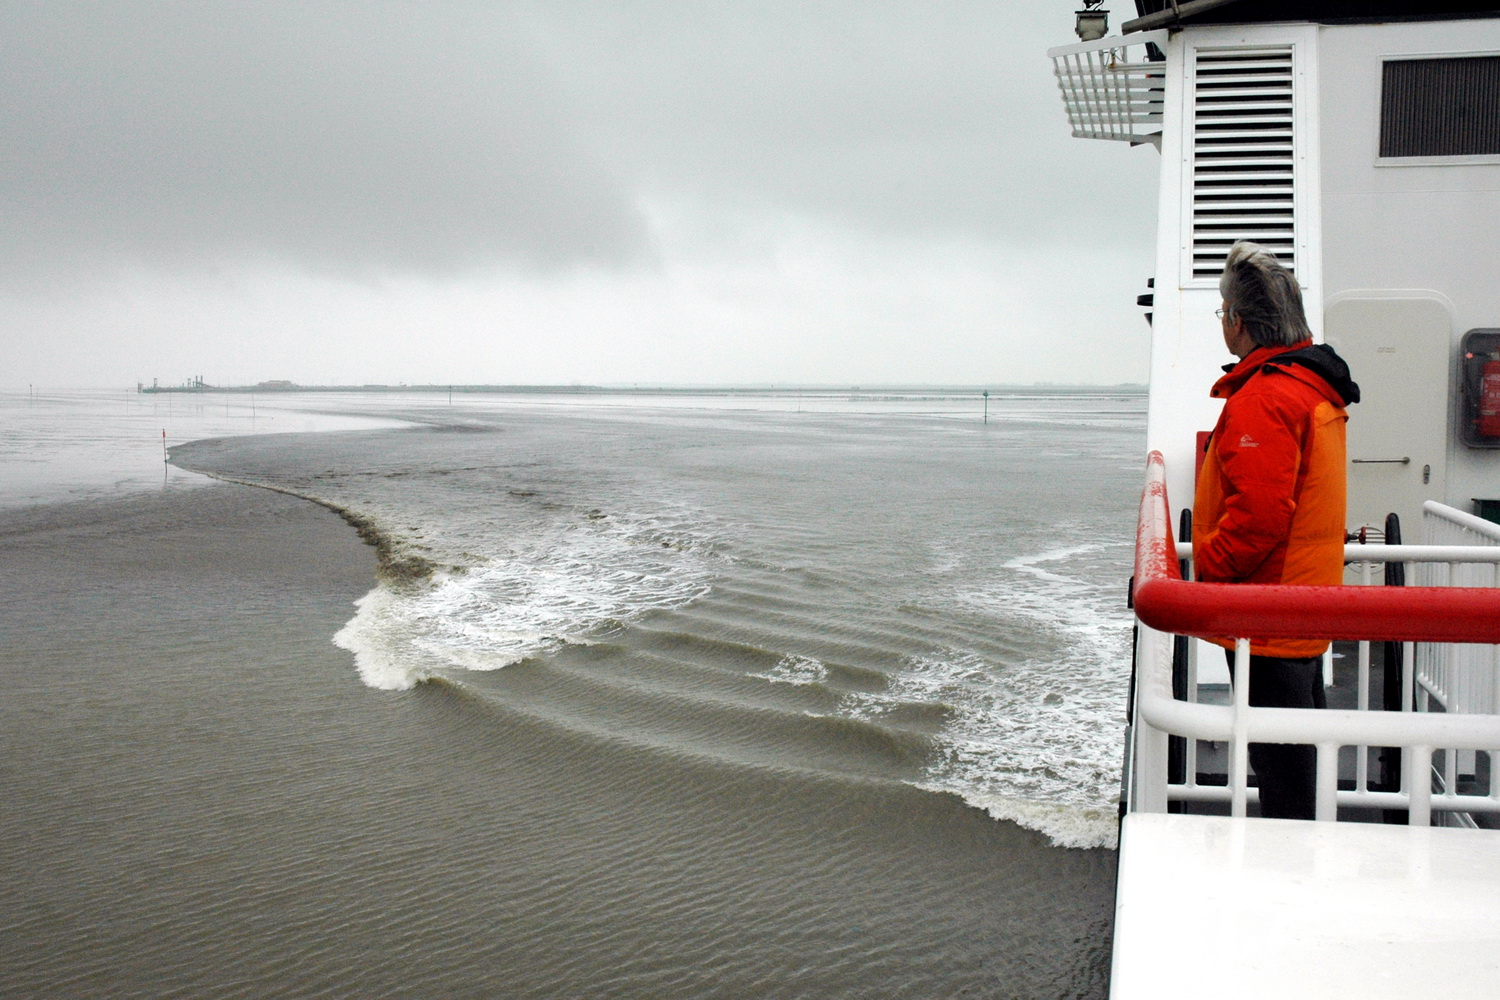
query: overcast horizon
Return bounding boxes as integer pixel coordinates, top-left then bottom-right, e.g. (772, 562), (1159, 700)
(127, 377), (1150, 390)
(2, 1), (1158, 391)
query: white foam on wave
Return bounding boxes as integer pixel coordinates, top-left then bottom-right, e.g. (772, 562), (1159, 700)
(843, 645), (1123, 850)
(333, 501), (718, 691)
(726, 534), (1133, 849)
(334, 585), (438, 691)
(885, 538), (1134, 850)
(1002, 543), (1103, 586)
(756, 635), (1123, 849)
(749, 655), (828, 687)
(957, 792), (1119, 851)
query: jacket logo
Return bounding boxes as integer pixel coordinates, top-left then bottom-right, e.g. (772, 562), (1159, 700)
(1239, 434), (1260, 448)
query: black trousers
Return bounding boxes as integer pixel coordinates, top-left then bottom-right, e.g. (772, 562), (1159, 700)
(1224, 650), (1327, 820)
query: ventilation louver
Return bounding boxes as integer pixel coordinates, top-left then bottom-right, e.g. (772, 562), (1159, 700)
(1189, 47), (1296, 280)
(1381, 56), (1500, 158)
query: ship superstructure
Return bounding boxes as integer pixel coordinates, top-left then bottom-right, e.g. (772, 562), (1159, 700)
(1049, 3), (1500, 995)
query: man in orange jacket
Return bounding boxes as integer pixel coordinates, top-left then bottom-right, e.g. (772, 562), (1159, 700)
(1192, 241), (1360, 820)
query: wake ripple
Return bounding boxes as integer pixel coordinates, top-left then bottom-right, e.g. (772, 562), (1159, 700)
(335, 505), (717, 690)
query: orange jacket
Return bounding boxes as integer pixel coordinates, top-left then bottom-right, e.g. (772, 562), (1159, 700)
(1192, 341), (1359, 657)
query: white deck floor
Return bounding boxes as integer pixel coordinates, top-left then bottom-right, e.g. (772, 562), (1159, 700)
(1111, 812), (1500, 998)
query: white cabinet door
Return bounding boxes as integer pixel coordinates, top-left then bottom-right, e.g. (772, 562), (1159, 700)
(1325, 293), (1452, 537)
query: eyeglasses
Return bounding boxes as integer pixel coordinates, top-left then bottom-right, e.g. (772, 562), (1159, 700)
(1215, 308), (1230, 320)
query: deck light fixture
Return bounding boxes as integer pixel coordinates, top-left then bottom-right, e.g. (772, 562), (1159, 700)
(1075, 1), (1109, 41)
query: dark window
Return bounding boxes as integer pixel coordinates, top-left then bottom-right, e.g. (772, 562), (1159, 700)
(1380, 56), (1500, 157)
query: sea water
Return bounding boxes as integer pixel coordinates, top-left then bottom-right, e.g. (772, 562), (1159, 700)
(0, 387), (1144, 998)
(170, 389), (1145, 849)
(0, 386), (410, 507)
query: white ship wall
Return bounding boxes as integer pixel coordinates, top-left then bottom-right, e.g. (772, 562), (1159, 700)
(1318, 20), (1500, 530)
(1145, 18), (1500, 537)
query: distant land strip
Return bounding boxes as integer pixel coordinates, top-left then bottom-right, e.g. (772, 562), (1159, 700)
(136, 381), (1147, 396)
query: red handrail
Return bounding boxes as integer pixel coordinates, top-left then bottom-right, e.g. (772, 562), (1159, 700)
(1132, 451), (1500, 644)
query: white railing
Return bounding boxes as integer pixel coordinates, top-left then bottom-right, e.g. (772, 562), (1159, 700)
(1131, 452), (1500, 826)
(1164, 539), (1500, 818)
(1409, 502), (1500, 812)
(1416, 501), (1500, 715)
(1047, 31), (1169, 144)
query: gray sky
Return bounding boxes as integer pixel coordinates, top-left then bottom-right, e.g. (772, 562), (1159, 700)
(2, 1), (1158, 388)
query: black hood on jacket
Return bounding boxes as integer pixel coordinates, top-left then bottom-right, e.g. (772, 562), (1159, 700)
(1265, 343), (1361, 406)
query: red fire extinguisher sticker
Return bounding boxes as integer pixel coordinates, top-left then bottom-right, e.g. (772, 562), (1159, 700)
(1479, 360), (1500, 438)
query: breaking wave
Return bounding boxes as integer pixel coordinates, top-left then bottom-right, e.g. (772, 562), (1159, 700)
(335, 504), (718, 691)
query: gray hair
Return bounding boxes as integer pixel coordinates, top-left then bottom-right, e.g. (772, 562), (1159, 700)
(1218, 241), (1311, 348)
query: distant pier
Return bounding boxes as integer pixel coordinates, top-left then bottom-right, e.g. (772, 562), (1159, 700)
(136, 380), (609, 395)
(135, 380), (1146, 397)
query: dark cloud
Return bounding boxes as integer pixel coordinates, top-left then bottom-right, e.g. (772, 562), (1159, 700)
(524, 1), (1155, 242)
(0, 2), (650, 284)
(0, 1), (1153, 290)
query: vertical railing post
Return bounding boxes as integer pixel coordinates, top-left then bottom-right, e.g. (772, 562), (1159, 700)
(1408, 745), (1434, 826)
(1185, 634), (1200, 797)
(1316, 742), (1339, 821)
(1231, 637), (1252, 818)
(1132, 624), (1171, 813)
(1490, 747), (1500, 810)
(1138, 724), (1170, 813)
(1493, 638), (1500, 719)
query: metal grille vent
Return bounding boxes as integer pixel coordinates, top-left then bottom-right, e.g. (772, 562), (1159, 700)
(1189, 46), (1296, 280)
(1381, 56), (1500, 158)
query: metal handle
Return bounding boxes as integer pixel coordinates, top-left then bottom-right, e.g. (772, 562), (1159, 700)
(1352, 457), (1411, 465)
